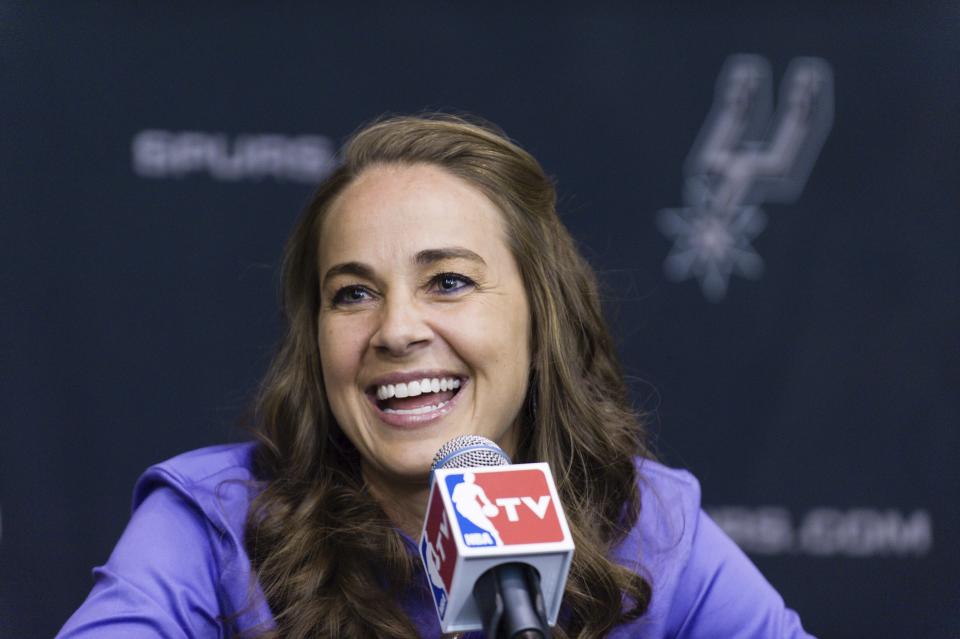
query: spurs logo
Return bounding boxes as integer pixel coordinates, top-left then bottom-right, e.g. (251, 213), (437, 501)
(658, 55), (833, 301)
(131, 130), (336, 183)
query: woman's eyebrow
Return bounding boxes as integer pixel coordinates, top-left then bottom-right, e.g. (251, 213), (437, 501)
(322, 248), (485, 287)
(321, 262), (375, 288)
(415, 247), (487, 266)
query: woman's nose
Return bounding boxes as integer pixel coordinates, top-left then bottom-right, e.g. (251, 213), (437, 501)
(369, 295), (433, 356)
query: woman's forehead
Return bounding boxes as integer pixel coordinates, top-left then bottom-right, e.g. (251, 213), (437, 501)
(318, 164), (512, 270)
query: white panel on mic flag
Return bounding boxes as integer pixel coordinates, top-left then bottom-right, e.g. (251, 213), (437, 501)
(419, 463), (574, 633)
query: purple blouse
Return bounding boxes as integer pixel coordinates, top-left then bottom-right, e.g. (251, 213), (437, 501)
(57, 443), (814, 638)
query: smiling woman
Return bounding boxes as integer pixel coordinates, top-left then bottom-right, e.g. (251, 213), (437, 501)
(246, 117), (656, 636)
(57, 114), (813, 639)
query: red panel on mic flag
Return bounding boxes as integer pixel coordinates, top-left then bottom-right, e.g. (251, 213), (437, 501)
(445, 468), (565, 546)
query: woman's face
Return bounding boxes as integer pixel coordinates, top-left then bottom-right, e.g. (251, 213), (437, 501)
(317, 163), (531, 481)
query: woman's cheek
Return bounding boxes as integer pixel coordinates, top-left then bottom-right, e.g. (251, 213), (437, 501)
(319, 315), (368, 381)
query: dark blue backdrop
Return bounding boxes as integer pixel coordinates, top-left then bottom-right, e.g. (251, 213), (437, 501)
(2, 3), (957, 637)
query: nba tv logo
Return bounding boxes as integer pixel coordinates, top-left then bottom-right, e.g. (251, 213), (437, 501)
(445, 469), (564, 548)
(658, 55), (834, 301)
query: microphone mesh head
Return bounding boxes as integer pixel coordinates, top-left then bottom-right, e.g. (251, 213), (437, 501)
(431, 435), (511, 470)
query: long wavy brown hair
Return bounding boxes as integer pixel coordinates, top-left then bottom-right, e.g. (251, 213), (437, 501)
(244, 113), (654, 638)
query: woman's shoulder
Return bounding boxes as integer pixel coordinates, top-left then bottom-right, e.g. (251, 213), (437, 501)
(56, 442), (271, 637)
(135, 441), (258, 489)
(613, 457), (813, 638)
(631, 457), (703, 555)
(132, 441), (260, 538)
(635, 458), (702, 510)
(615, 458), (703, 574)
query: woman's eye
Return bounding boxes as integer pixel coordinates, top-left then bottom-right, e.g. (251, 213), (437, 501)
(431, 273), (475, 295)
(331, 286), (373, 306)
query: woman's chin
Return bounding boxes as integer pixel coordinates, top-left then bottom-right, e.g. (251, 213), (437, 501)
(390, 431), (459, 468)
(368, 446), (440, 484)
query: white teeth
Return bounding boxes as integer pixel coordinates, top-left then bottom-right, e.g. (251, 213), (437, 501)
(383, 401), (449, 415)
(375, 377), (461, 401)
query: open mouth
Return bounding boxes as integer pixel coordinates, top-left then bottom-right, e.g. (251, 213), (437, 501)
(370, 376), (464, 416)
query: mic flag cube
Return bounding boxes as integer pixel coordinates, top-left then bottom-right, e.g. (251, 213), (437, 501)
(419, 463), (575, 633)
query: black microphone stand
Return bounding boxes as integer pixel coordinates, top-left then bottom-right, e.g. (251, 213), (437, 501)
(473, 563), (551, 639)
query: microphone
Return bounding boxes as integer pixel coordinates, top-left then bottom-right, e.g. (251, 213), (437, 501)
(419, 435), (574, 638)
